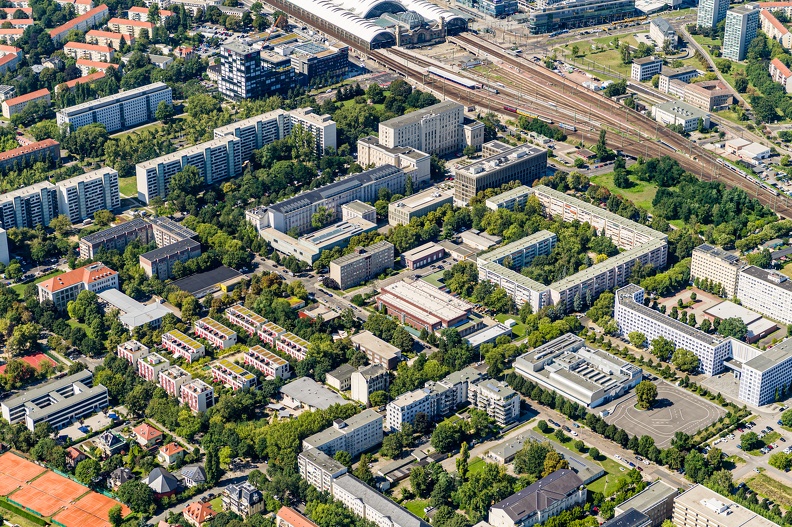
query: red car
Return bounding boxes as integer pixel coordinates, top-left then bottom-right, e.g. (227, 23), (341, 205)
(636, 466), (643, 472)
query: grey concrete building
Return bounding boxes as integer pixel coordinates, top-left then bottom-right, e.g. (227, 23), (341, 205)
(330, 241), (394, 290)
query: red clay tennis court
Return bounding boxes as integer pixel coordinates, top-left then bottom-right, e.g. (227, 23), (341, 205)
(54, 493), (130, 527)
(10, 485), (67, 516)
(0, 452), (45, 483)
(29, 472), (87, 502)
(0, 353), (56, 374)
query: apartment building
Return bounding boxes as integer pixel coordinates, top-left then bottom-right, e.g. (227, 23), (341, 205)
(0, 46), (21, 75)
(615, 480), (678, 527)
(168, 0), (220, 15)
(277, 507), (321, 527)
(615, 285), (731, 375)
(255, 165), (405, 234)
(63, 42), (114, 62)
(468, 379), (520, 426)
(222, 482), (264, 519)
(297, 449), (347, 494)
(0, 28), (24, 44)
(331, 475), (430, 527)
(150, 216), (197, 246)
(652, 101), (710, 132)
(631, 56), (663, 81)
(244, 345), (291, 379)
(691, 244), (743, 298)
(79, 218), (152, 259)
(378, 100), (484, 156)
(276, 332), (309, 361)
(302, 409), (383, 457)
(75, 58), (115, 76)
(258, 321), (285, 346)
(388, 188), (454, 226)
(0, 371), (108, 431)
(515, 333), (643, 408)
(139, 238), (201, 279)
(723, 4), (760, 61)
(55, 168), (120, 224)
(0, 181), (57, 230)
(210, 359), (256, 390)
(386, 366), (484, 431)
(330, 241), (394, 290)
(657, 66), (700, 93)
(0, 139), (59, 172)
(56, 82), (172, 133)
(225, 303), (266, 336)
(698, 0), (729, 27)
(357, 136), (431, 185)
(341, 201), (377, 223)
(56, 0), (94, 14)
(649, 18), (676, 48)
(116, 340), (149, 365)
(108, 17), (153, 37)
(213, 108), (337, 160)
(180, 379), (214, 412)
(2, 88), (50, 118)
(158, 365), (191, 397)
(37, 262), (118, 310)
(350, 364), (389, 405)
(349, 330), (401, 370)
(738, 265), (792, 324)
(762, 10), (792, 48)
(137, 135), (242, 203)
(485, 185), (534, 211)
(162, 330), (205, 363)
(453, 141), (547, 205)
(738, 337), (792, 405)
(194, 317), (237, 349)
(489, 469), (587, 527)
(86, 29), (133, 48)
(326, 364), (355, 391)
(49, 4), (109, 42)
(770, 58), (792, 93)
(127, 5), (172, 21)
(137, 352), (169, 381)
(673, 485), (780, 527)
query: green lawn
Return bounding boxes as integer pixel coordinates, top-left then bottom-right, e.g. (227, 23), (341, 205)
(495, 314), (527, 337)
(118, 176), (137, 197)
(747, 474), (792, 509)
(209, 497), (223, 512)
(404, 500), (429, 519)
(587, 457), (631, 496)
(467, 457), (488, 476)
(727, 455), (746, 465)
(10, 269), (64, 296)
(67, 319), (91, 337)
(590, 172), (659, 211)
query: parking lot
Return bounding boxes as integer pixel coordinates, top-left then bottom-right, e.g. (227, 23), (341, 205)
(604, 381), (726, 448)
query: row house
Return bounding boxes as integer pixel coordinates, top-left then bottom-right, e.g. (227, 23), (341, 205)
(244, 345), (291, 379)
(162, 329), (205, 362)
(210, 359), (257, 391)
(137, 352), (169, 382)
(194, 317), (237, 349)
(277, 332), (309, 361)
(180, 379), (214, 413)
(158, 365), (192, 398)
(225, 303), (265, 336)
(258, 321), (285, 346)
(117, 340), (149, 365)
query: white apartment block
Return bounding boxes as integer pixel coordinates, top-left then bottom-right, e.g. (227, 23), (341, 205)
(137, 352), (169, 382)
(225, 303), (266, 336)
(117, 340), (149, 365)
(210, 359), (256, 390)
(388, 187), (454, 226)
(485, 185), (534, 211)
(49, 4), (109, 42)
(331, 475), (429, 527)
(57, 82), (172, 133)
(37, 262), (118, 310)
(277, 332), (309, 361)
(0, 181), (58, 230)
(108, 17), (153, 38)
(297, 448), (347, 494)
(723, 4), (760, 61)
(698, 0), (729, 27)
(167, 0), (220, 16)
(674, 485), (781, 527)
(161, 329), (206, 362)
(342, 201), (377, 222)
(302, 409), (384, 457)
(770, 58), (792, 93)
(63, 42), (114, 62)
(468, 379), (520, 426)
(55, 167), (120, 223)
(737, 266), (792, 325)
(158, 365), (191, 397)
(762, 11), (792, 49)
(258, 321), (285, 346)
(213, 108), (336, 162)
(378, 100), (484, 156)
(137, 135), (242, 203)
(194, 317), (237, 349)
(737, 338), (792, 406)
(615, 284), (731, 376)
(691, 243), (743, 298)
(181, 379), (214, 412)
(631, 56), (663, 81)
(350, 364), (389, 405)
(244, 345), (291, 379)
(357, 136), (431, 185)
(252, 165), (405, 235)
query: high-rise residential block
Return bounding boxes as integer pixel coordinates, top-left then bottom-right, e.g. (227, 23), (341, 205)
(55, 167), (120, 223)
(697, 0), (729, 28)
(723, 4), (760, 61)
(690, 244), (743, 298)
(329, 241), (394, 290)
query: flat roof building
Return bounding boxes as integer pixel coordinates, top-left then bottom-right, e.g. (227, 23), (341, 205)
(358, 136), (431, 185)
(737, 265), (792, 326)
(261, 217), (378, 265)
(280, 377), (348, 411)
(691, 243), (743, 298)
(297, 448), (348, 494)
(341, 200), (376, 223)
(631, 56), (664, 81)
(98, 288), (173, 329)
(388, 188), (454, 226)
(55, 167), (120, 224)
(79, 217), (152, 260)
(601, 510), (651, 527)
(377, 279), (473, 332)
(210, 359), (256, 391)
(673, 485), (780, 527)
(652, 101), (710, 133)
(330, 241), (395, 290)
(485, 185), (534, 211)
(401, 242), (445, 270)
(350, 330), (402, 370)
(302, 408), (384, 457)
(615, 481), (678, 527)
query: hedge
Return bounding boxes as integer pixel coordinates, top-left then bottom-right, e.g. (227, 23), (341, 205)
(0, 498), (50, 526)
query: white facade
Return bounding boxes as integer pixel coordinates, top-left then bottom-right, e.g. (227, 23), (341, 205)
(736, 266), (792, 325)
(697, 0), (729, 28)
(55, 167), (120, 223)
(302, 409), (383, 457)
(468, 380), (520, 426)
(723, 4), (760, 61)
(691, 243), (743, 298)
(350, 364), (389, 405)
(331, 475), (429, 527)
(652, 101), (710, 132)
(631, 57), (663, 81)
(357, 136), (431, 186)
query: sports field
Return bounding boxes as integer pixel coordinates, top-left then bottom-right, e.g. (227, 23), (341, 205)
(0, 353), (56, 374)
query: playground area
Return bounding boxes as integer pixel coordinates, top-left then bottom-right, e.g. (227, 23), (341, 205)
(0, 452), (129, 527)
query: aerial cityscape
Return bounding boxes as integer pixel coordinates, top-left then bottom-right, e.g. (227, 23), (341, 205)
(2, 2), (792, 527)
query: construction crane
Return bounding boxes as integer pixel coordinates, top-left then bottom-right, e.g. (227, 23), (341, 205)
(261, 14), (286, 45)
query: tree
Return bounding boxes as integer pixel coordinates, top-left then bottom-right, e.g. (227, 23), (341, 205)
(380, 434), (404, 459)
(650, 336), (675, 361)
(93, 209), (115, 226)
(769, 452), (792, 471)
(542, 451), (569, 477)
(353, 454), (375, 486)
(186, 94), (221, 118)
(8, 323), (40, 355)
(594, 129), (610, 160)
(781, 408), (792, 427)
(571, 44), (580, 56)
(334, 450), (352, 467)
(75, 458), (101, 484)
(457, 442), (469, 480)
(49, 214), (73, 236)
(116, 481), (154, 514)
(169, 165), (204, 198)
(311, 206), (334, 229)
(636, 381), (657, 410)
(741, 431), (761, 451)
(155, 101), (175, 124)
(589, 447), (600, 460)
(431, 422), (462, 453)
(205, 447), (220, 484)
(672, 348), (700, 372)
(614, 170), (631, 188)
(108, 505), (123, 527)
(628, 331), (646, 348)
(369, 390), (388, 407)
(718, 317), (748, 340)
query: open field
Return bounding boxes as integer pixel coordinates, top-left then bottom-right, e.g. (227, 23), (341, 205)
(587, 457), (630, 496)
(404, 500), (429, 519)
(495, 314), (527, 337)
(118, 176), (137, 197)
(746, 473), (792, 509)
(467, 457), (487, 476)
(590, 172), (659, 210)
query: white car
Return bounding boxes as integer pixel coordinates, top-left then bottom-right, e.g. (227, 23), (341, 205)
(642, 460), (650, 465)
(615, 455), (622, 460)
(570, 431), (578, 436)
